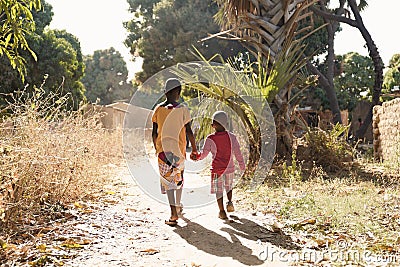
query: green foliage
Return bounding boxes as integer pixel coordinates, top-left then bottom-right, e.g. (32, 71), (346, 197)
(172, 34), (314, 176)
(124, 0), (158, 52)
(388, 54), (400, 68)
(334, 52), (374, 111)
(229, 38), (316, 105)
(279, 194), (316, 218)
(383, 53), (400, 91)
(0, 2), (86, 109)
(282, 150), (302, 187)
(124, 0), (246, 83)
(0, 0), (41, 80)
(308, 52), (375, 112)
(298, 13), (329, 57)
(32, 29), (85, 107)
(53, 29), (84, 79)
(30, 0), (52, 34)
(82, 47), (136, 105)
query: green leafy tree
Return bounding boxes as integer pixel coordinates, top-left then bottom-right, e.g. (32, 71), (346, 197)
(311, 0), (383, 139)
(334, 52), (374, 111)
(383, 54), (400, 91)
(124, 0), (246, 83)
(0, 1), (86, 108)
(82, 47), (135, 105)
(303, 52), (374, 112)
(124, 0), (158, 54)
(0, 0), (41, 80)
(27, 29), (86, 107)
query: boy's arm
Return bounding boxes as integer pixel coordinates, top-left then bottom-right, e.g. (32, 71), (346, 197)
(152, 122), (158, 150)
(197, 137), (211, 160)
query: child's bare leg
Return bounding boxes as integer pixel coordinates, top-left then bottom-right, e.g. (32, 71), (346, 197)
(167, 190), (178, 220)
(217, 193), (228, 219)
(175, 188), (183, 213)
(216, 193), (224, 211)
(227, 190), (233, 202)
(226, 190), (235, 212)
(175, 170), (183, 214)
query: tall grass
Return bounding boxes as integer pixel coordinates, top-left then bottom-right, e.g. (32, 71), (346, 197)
(0, 86), (122, 233)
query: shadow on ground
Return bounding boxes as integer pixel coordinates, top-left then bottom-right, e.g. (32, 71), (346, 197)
(225, 215), (299, 250)
(173, 215), (298, 266)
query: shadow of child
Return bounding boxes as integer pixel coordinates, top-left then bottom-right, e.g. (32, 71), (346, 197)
(222, 215), (299, 250)
(173, 216), (264, 266)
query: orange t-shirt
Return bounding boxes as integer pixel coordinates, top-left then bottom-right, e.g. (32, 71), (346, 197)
(152, 104), (191, 161)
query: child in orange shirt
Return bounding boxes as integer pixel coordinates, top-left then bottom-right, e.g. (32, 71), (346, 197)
(152, 78), (197, 226)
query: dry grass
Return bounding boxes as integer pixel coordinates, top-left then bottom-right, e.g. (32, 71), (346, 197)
(0, 88), (122, 234)
(236, 156), (400, 262)
(235, 125), (400, 263)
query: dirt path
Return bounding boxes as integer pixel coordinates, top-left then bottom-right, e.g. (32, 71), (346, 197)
(3, 160), (307, 267)
(45, 163), (299, 267)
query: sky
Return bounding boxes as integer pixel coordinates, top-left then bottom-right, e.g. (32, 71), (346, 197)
(46, 0), (398, 79)
(333, 0), (398, 66)
(46, 0), (141, 79)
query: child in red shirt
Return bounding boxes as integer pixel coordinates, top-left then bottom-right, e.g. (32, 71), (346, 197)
(196, 111), (245, 219)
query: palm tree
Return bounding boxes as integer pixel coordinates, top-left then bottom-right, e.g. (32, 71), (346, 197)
(213, 0), (319, 158)
(215, 0), (381, 141)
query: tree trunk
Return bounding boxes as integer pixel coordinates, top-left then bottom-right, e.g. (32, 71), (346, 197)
(306, 0), (347, 125)
(311, 0), (384, 139)
(306, 62), (342, 124)
(273, 94), (293, 160)
(347, 0), (384, 140)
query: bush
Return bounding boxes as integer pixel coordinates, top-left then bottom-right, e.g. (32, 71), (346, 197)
(0, 86), (121, 233)
(296, 124), (354, 172)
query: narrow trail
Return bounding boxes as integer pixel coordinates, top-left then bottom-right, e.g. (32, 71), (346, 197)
(50, 163), (297, 267)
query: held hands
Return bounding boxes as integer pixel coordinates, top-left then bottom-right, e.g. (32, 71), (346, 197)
(190, 151), (200, 161)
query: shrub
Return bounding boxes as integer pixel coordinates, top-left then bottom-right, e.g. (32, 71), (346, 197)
(296, 124), (354, 172)
(0, 86), (121, 233)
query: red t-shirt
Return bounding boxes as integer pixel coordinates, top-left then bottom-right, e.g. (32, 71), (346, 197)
(198, 131), (245, 175)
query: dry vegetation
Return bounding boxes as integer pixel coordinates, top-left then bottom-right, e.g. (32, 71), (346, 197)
(237, 125), (400, 264)
(0, 88), (122, 237)
(1, 87), (400, 265)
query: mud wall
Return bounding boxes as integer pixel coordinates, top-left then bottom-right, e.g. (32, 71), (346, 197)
(373, 98), (400, 160)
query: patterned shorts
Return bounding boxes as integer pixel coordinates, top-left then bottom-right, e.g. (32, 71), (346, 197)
(158, 158), (184, 194)
(211, 173), (235, 194)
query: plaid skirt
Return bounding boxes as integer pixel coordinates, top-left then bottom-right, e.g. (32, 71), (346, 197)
(158, 158), (184, 194)
(211, 173), (235, 194)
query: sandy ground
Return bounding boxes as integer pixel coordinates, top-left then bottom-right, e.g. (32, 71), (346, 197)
(50, 158), (300, 267)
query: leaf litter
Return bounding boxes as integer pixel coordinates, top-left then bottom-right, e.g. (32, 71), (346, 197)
(2, 165), (400, 266)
